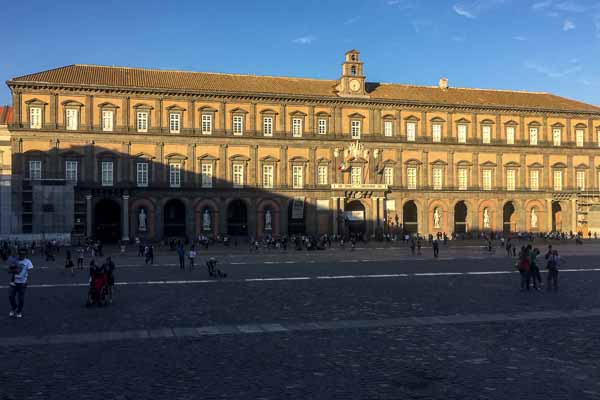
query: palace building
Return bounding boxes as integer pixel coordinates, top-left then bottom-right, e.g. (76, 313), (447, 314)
(6, 50), (600, 242)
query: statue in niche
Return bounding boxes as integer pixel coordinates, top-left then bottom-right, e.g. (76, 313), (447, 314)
(203, 209), (211, 231)
(483, 208), (490, 229)
(531, 208), (538, 229)
(138, 209), (147, 232)
(265, 210), (272, 231)
(433, 208), (441, 229)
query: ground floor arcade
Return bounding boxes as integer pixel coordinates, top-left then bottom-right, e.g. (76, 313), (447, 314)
(81, 187), (577, 242)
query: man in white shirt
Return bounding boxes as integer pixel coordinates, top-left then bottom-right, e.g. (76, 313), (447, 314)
(8, 249), (33, 318)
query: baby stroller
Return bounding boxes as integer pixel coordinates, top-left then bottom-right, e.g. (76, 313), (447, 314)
(86, 265), (110, 307)
(206, 257), (227, 278)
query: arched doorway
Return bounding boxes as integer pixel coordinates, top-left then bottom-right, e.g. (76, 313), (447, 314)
(94, 199), (121, 243)
(164, 199), (186, 238)
(345, 200), (366, 236)
(227, 199), (248, 236)
(403, 201), (418, 234)
(552, 201), (562, 232)
(454, 201), (468, 234)
(503, 202), (516, 233)
(288, 198), (306, 235)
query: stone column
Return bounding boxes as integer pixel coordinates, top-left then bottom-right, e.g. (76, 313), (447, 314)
(447, 205), (455, 235)
(518, 202), (526, 232)
(219, 144), (228, 186)
(339, 198), (345, 236)
(369, 109), (376, 136)
(308, 105), (315, 134)
(495, 113), (501, 144)
(331, 106), (337, 134)
(188, 100), (195, 133)
(279, 146), (288, 187)
(280, 199), (288, 236)
(542, 115), (548, 144)
(571, 198), (577, 233)
(472, 152), (479, 190)
(496, 200), (504, 233)
(378, 197), (385, 232)
(309, 146), (317, 186)
(546, 198), (553, 232)
(335, 107), (343, 137)
(121, 142), (131, 185)
(279, 104), (287, 137)
(249, 103), (256, 135)
(567, 155), (574, 191)
(472, 113), (478, 143)
(122, 97), (130, 132)
(85, 194), (93, 237)
(331, 198), (339, 235)
(447, 151), (454, 189)
(121, 194), (130, 241)
(496, 153), (503, 189)
(372, 197), (380, 230)
(86, 95), (93, 130)
(566, 117), (572, 144)
(154, 143), (164, 185)
(543, 154), (550, 190)
(395, 148), (403, 187)
(421, 150), (429, 188)
(219, 101), (226, 134)
(519, 114), (525, 143)
(187, 144), (196, 186)
(249, 145), (258, 186)
(447, 112), (453, 141)
(590, 155), (596, 190)
(520, 153), (527, 190)
(50, 93), (58, 129)
(589, 119), (595, 145)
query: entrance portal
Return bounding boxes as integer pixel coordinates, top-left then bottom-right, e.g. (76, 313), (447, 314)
(227, 199), (248, 236)
(552, 201), (562, 232)
(454, 201), (468, 234)
(164, 199), (186, 238)
(403, 201), (418, 234)
(345, 201), (366, 236)
(288, 198), (306, 235)
(503, 202), (516, 233)
(94, 199), (121, 243)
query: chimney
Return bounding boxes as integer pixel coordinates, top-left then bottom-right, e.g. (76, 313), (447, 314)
(439, 77), (448, 90)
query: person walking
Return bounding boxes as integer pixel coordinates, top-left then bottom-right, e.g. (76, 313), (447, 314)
(433, 239), (439, 258)
(517, 246), (530, 291)
(528, 246), (541, 290)
(64, 250), (75, 275)
(8, 249), (34, 318)
(188, 246), (196, 271)
(410, 238), (416, 256)
(546, 249), (561, 290)
(176, 243), (185, 270)
(77, 246), (85, 270)
(417, 237), (422, 255)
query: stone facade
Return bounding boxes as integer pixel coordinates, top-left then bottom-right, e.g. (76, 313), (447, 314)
(6, 50), (600, 241)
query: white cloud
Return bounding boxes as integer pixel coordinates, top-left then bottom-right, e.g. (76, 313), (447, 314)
(524, 61), (582, 78)
(453, 3), (476, 18)
(512, 35), (527, 40)
(292, 35), (316, 44)
(554, 1), (585, 12)
(387, 0), (400, 4)
(531, 0), (553, 10)
(344, 16), (360, 25)
(562, 18), (575, 30)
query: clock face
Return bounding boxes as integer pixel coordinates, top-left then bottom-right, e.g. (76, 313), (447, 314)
(349, 79), (360, 92)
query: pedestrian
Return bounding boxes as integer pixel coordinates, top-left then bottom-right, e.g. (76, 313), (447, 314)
(517, 246), (530, 290)
(528, 246), (541, 290)
(417, 237), (422, 255)
(410, 238), (416, 256)
(188, 246), (196, 270)
(176, 243), (185, 270)
(8, 249), (34, 318)
(64, 250), (74, 275)
(546, 250), (561, 290)
(433, 239), (439, 258)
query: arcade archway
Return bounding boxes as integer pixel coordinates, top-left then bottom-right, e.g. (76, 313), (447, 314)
(454, 201), (468, 234)
(288, 199), (306, 235)
(345, 200), (366, 236)
(552, 201), (562, 232)
(227, 199), (248, 236)
(94, 199), (121, 243)
(503, 202), (516, 233)
(403, 201), (418, 234)
(164, 199), (186, 238)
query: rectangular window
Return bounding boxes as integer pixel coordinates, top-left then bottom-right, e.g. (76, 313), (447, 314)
(529, 170), (539, 191)
(384, 120), (393, 137)
(201, 163), (213, 188)
(169, 113), (181, 134)
(506, 169), (516, 191)
(232, 115), (244, 135)
(432, 124), (442, 143)
(292, 118), (303, 137)
(577, 170), (585, 191)
(201, 114), (212, 135)
(318, 118), (327, 135)
(457, 124), (467, 143)
(406, 122), (416, 142)
(576, 129), (584, 147)
(136, 111), (148, 133)
(432, 167), (443, 190)
(506, 126), (515, 145)
(458, 168), (468, 190)
(553, 170), (562, 191)
(351, 120), (361, 139)
(407, 167), (417, 189)
(101, 161), (113, 186)
(529, 127), (538, 145)
(169, 163), (181, 188)
(136, 163), (148, 187)
(65, 109), (78, 130)
(482, 169), (492, 191)
(233, 164), (244, 187)
(263, 117), (273, 137)
(29, 160), (41, 180)
(351, 166), (362, 185)
(552, 128), (561, 146)
(317, 165), (328, 185)
(29, 107), (42, 129)
(482, 125), (491, 144)
(65, 161), (78, 183)
(292, 165), (304, 188)
(383, 167), (394, 185)
(102, 110), (114, 132)
(262, 165), (274, 188)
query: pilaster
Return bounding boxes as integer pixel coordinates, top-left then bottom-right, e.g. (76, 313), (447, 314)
(472, 152), (479, 189)
(520, 153), (526, 190)
(447, 151), (454, 189)
(567, 154), (574, 190)
(219, 144), (228, 185)
(122, 97), (130, 131)
(308, 105), (315, 134)
(543, 154), (550, 190)
(279, 145), (288, 187)
(421, 150), (429, 188)
(496, 153), (503, 189)
(12, 90), (22, 126)
(188, 100), (195, 133)
(219, 101), (226, 133)
(250, 102), (256, 135)
(86, 95), (93, 130)
(50, 93), (58, 129)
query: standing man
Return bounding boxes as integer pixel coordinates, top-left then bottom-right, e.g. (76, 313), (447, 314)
(433, 239), (439, 258)
(8, 249), (34, 318)
(176, 243), (185, 270)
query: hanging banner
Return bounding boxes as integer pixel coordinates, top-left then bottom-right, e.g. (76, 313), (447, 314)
(291, 197), (305, 219)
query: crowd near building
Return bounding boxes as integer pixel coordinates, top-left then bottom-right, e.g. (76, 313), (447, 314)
(4, 50), (600, 242)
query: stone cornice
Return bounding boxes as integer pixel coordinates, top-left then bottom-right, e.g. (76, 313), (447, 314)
(7, 81), (600, 118)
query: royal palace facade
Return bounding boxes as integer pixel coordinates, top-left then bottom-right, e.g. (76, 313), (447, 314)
(5, 50), (600, 242)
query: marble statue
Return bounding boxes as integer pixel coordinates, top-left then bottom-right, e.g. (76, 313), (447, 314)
(433, 208), (441, 229)
(203, 209), (211, 231)
(138, 209), (147, 232)
(483, 208), (490, 229)
(265, 210), (272, 231)
(531, 208), (538, 229)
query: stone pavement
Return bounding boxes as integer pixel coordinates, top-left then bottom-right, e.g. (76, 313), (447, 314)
(2, 251), (600, 399)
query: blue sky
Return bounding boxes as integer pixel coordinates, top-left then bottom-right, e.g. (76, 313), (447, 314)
(1, 0), (599, 106)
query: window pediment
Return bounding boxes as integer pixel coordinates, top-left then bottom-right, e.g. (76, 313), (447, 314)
(455, 118), (470, 124)
(552, 162), (567, 169)
(456, 160), (473, 167)
(165, 152), (187, 161)
(575, 163), (589, 170)
(348, 157), (368, 164)
(480, 119), (494, 125)
(60, 150), (83, 158)
(260, 155), (279, 163)
(290, 110), (307, 117)
(316, 157), (331, 164)
(23, 149), (46, 156)
(404, 115), (419, 121)
(166, 105), (186, 112)
(98, 102), (119, 109)
(289, 156), (309, 163)
(199, 106), (218, 113)
(430, 117), (445, 123)
(229, 107), (248, 114)
(551, 122), (565, 128)
(574, 123), (587, 129)
(528, 162), (543, 169)
(61, 100), (84, 107)
(382, 114), (395, 120)
(348, 112), (365, 119)
(132, 103), (154, 110)
(404, 158), (422, 166)
(430, 159), (448, 166)
(315, 111), (331, 117)
(259, 108), (278, 115)
(504, 161), (520, 168)
(230, 154), (250, 162)
(133, 152), (155, 160)
(25, 98), (48, 106)
(504, 120), (518, 126)
(197, 153), (218, 161)
(383, 159), (397, 165)
(480, 161), (497, 168)
(96, 150), (118, 159)
(528, 121), (541, 127)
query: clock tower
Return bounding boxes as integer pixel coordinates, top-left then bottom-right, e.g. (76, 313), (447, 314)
(336, 49), (369, 98)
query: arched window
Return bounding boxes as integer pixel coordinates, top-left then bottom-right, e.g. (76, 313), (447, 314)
(351, 66), (356, 76)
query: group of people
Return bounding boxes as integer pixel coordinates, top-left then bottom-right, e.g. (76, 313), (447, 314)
(516, 244), (562, 291)
(175, 242), (227, 277)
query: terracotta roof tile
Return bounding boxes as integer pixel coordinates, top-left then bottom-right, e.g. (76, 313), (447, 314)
(8, 64), (600, 113)
(0, 106), (12, 125)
